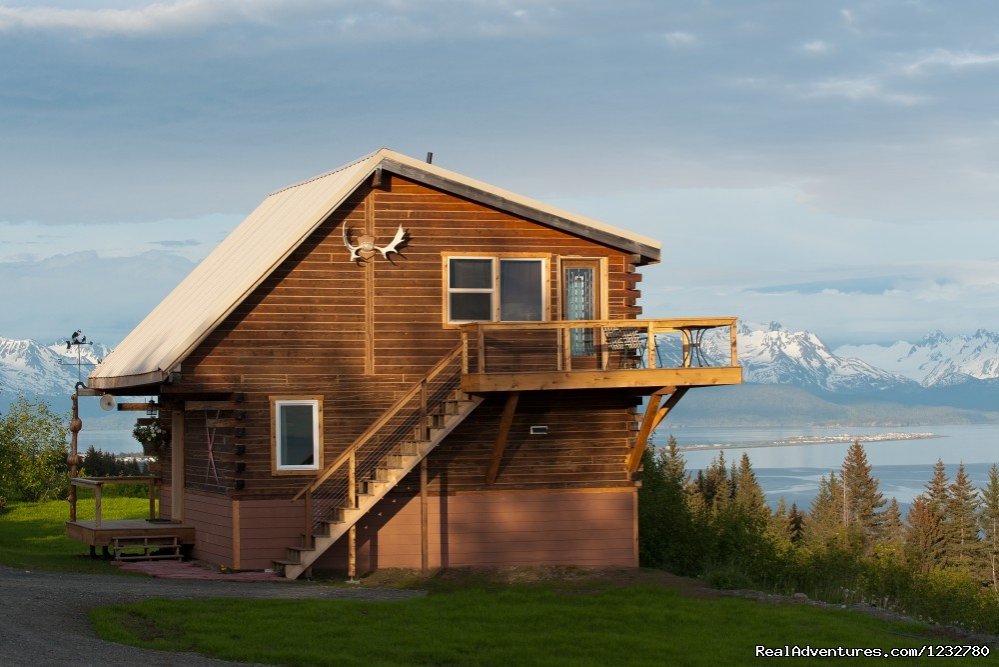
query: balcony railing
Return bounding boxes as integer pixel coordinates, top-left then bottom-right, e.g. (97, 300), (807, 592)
(459, 318), (741, 392)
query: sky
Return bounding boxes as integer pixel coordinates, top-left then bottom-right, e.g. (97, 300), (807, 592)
(3, 1), (999, 349)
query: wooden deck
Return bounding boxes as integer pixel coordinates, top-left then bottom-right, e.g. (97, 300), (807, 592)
(65, 519), (196, 548)
(459, 318), (742, 393)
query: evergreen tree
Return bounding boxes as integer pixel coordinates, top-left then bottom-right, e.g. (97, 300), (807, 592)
(637, 435), (699, 574)
(840, 441), (886, 549)
(905, 496), (945, 574)
(943, 463), (983, 575)
(980, 464), (999, 593)
(788, 502), (805, 543)
(879, 497), (905, 550)
(925, 459), (950, 516)
(734, 452), (769, 522)
(803, 472), (845, 550)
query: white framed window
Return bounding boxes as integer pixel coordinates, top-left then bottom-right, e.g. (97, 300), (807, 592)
(271, 397), (322, 473)
(446, 256), (548, 323)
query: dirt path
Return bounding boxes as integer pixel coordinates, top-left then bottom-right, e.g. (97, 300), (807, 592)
(0, 565), (423, 666)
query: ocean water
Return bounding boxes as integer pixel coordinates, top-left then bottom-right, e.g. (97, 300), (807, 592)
(653, 424), (998, 511)
(80, 422), (997, 511)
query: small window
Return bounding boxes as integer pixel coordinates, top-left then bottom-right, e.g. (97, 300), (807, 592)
(272, 398), (322, 472)
(447, 256), (546, 322)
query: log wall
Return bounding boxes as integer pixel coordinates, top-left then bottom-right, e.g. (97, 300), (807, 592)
(170, 174), (643, 500)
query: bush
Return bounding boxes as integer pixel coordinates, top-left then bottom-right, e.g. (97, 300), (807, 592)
(0, 396), (69, 502)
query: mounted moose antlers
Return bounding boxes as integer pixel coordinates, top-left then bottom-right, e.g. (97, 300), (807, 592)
(342, 224), (408, 262)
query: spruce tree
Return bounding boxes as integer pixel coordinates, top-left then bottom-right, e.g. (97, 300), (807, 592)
(943, 463), (983, 575)
(925, 459), (950, 515)
(788, 502), (805, 543)
(905, 496), (945, 574)
(734, 452), (769, 522)
(879, 497), (904, 550)
(804, 472), (845, 550)
(980, 464), (999, 593)
(840, 441), (886, 549)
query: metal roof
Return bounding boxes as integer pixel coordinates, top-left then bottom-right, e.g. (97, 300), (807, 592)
(89, 148), (662, 390)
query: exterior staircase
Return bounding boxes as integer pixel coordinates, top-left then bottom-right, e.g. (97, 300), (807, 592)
(276, 346), (481, 579)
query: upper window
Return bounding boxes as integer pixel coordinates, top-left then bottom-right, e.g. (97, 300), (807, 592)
(447, 257), (546, 322)
(272, 398), (322, 472)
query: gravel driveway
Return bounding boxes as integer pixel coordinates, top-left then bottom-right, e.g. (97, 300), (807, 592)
(0, 565), (424, 666)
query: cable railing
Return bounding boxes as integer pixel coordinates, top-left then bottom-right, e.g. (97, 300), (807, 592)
(292, 345), (464, 545)
(459, 318), (738, 375)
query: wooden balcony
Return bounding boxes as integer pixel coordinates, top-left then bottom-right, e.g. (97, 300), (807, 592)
(459, 318), (742, 393)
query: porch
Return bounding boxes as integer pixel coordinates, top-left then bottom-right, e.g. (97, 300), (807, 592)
(65, 476), (195, 557)
(459, 317), (742, 393)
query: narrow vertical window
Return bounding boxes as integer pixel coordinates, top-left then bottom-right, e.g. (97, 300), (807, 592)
(273, 398), (321, 472)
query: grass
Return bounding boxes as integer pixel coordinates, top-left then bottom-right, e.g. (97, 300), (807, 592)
(0, 496), (152, 573)
(90, 583), (994, 666)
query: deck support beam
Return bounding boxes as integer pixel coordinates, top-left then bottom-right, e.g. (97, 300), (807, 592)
(486, 392), (520, 485)
(627, 387), (688, 473)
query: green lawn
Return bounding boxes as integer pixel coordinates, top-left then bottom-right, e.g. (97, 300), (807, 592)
(0, 497), (152, 573)
(91, 586), (994, 666)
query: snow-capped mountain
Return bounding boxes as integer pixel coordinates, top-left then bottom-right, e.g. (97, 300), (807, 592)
(658, 321), (914, 394)
(0, 336), (111, 402)
(835, 330), (999, 387)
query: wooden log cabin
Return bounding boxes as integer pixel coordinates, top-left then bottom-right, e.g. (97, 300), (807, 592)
(82, 148), (741, 578)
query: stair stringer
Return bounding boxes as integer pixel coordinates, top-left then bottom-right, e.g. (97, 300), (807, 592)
(280, 395), (483, 579)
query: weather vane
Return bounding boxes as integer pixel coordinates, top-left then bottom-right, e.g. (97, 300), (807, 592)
(61, 330), (97, 385)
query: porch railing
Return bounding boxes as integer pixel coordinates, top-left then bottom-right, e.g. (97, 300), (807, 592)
(459, 317), (738, 375)
(69, 476), (160, 528)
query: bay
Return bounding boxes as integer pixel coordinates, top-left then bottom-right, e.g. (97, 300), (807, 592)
(652, 424), (998, 510)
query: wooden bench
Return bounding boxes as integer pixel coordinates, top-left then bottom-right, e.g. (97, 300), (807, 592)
(111, 535), (183, 561)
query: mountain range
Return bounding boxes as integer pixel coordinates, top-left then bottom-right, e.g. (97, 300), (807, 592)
(3, 324), (999, 424)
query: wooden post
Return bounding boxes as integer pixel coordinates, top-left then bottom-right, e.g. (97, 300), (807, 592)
(347, 451), (357, 578)
(148, 478), (156, 520)
(94, 483), (103, 529)
(303, 491), (314, 549)
(646, 323), (656, 369)
(68, 392), (82, 523)
(348, 525), (357, 581)
(461, 330), (469, 374)
(628, 387), (688, 473)
(170, 410), (185, 522)
(730, 320), (739, 367)
(477, 328), (485, 373)
(562, 325), (573, 372)
(420, 458), (429, 571)
(681, 329), (690, 367)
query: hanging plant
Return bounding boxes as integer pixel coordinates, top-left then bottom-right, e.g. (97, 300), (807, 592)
(133, 420), (169, 457)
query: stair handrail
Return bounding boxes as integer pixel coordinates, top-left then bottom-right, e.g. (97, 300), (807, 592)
(292, 344), (464, 503)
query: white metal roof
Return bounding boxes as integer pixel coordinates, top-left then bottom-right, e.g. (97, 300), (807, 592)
(89, 148), (662, 390)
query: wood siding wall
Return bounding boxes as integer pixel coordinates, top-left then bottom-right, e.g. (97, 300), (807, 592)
(170, 174), (644, 500)
(313, 487), (638, 572)
(182, 488), (234, 568)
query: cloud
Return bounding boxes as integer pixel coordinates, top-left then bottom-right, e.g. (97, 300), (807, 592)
(805, 76), (925, 106)
(150, 239), (200, 248)
(0, 1), (559, 38)
(749, 277), (902, 296)
(0, 250), (194, 343)
(662, 31), (697, 48)
(902, 49), (999, 75)
(0, 0), (261, 35)
(800, 40), (830, 55)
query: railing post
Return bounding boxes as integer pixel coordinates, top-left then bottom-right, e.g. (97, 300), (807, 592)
(555, 328), (563, 371)
(730, 320), (738, 367)
(681, 329), (690, 368)
(461, 330), (469, 374)
(562, 324), (573, 372)
(477, 327), (485, 374)
(348, 452), (356, 509)
(304, 491), (313, 549)
(94, 483), (103, 529)
(148, 477), (156, 520)
(646, 323), (656, 369)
